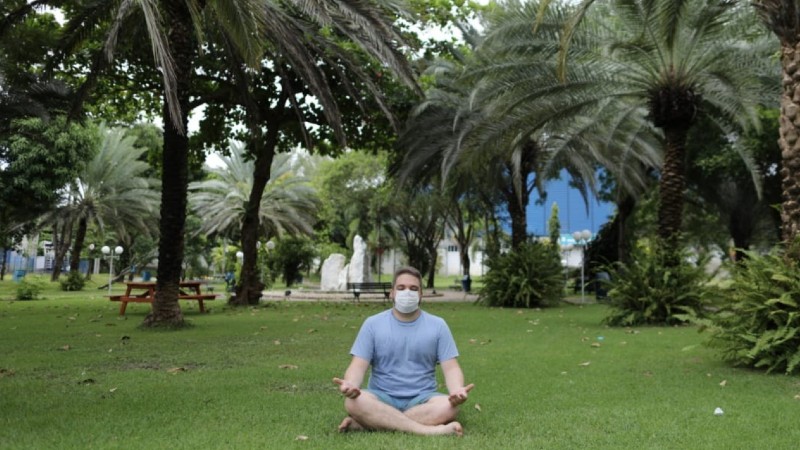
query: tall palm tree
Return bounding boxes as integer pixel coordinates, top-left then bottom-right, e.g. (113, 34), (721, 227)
(753, 0), (800, 254)
(63, 124), (160, 276)
(545, 0), (774, 246)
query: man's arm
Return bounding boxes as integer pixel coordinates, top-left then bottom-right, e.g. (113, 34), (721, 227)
(441, 358), (475, 406)
(333, 356), (370, 398)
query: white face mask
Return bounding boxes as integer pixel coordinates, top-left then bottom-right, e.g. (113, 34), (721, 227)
(394, 289), (420, 314)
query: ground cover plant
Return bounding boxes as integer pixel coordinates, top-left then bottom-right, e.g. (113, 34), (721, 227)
(1, 279), (799, 449)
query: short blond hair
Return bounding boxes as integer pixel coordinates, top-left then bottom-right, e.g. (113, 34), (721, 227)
(392, 266), (422, 287)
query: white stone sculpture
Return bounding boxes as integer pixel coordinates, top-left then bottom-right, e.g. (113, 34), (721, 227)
(347, 235), (370, 284)
(320, 253), (346, 291)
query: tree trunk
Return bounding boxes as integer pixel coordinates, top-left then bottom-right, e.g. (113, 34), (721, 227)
(232, 128), (279, 306)
(144, 3), (195, 327)
(657, 126), (689, 245)
(69, 217), (88, 273)
(0, 247), (6, 280)
(506, 188), (528, 250)
(50, 220), (73, 282)
(616, 193), (637, 263)
(778, 41), (800, 258)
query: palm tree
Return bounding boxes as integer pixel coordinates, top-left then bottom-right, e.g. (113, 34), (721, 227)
(396, 3), (661, 250)
(189, 143), (319, 302)
(545, 0), (773, 246)
(753, 0), (800, 254)
(63, 124), (160, 276)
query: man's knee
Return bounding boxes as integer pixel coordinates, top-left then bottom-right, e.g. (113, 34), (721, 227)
(344, 392), (377, 417)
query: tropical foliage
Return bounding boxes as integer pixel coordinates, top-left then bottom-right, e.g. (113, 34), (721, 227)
(692, 250), (800, 374)
(478, 241), (564, 308)
(602, 241), (711, 326)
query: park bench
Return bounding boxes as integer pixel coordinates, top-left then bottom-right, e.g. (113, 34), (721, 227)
(346, 282), (392, 301)
(108, 281), (217, 315)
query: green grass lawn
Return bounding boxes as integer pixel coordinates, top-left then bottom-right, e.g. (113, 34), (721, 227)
(1, 277), (798, 449)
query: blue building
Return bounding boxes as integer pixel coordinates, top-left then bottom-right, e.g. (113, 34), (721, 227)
(526, 172), (615, 238)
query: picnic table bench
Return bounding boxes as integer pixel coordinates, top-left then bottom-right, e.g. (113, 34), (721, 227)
(108, 281), (217, 316)
(346, 282), (392, 301)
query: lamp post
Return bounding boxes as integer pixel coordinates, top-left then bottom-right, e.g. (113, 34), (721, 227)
(572, 230), (592, 303)
(87, 244), (95, 280)
(101, 245), (123, 295)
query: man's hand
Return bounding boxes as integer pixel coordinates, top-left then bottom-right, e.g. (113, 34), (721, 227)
(333, 377), (362, 399)
(448, 383), (475, 407)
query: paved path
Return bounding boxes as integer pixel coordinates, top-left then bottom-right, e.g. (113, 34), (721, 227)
(262, 288), (479, 303)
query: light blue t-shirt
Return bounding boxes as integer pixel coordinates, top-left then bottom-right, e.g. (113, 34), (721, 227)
(350, 309), (459, 398)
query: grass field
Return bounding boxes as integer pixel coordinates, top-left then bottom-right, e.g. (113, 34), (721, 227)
(1, 276), (799, 449)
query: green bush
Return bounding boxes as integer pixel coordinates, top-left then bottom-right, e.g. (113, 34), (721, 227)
(478, 241), (563, 308)
(59, 271), (86, 291)
(695, 250), (800, 375)
(602, 241), (710, 326)
(16, 279), (43, 300)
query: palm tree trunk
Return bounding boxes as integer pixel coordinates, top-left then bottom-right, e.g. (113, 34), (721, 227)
(657, 127), (689, 245)
(69, 217), (87, 273)
(506, 189), (528, 250)
(232, 128), (279, 306)
(779, 41), (800, 258)
(144, 2), (194, 327)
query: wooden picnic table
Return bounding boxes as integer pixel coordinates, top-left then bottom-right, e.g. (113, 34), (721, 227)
(109, 281), (217, 316)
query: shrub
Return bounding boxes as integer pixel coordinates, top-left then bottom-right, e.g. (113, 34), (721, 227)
(602, 241), (710, 326)
(695, 250), (800, 375)
(16, 279), (43, 300)
(478, 241), (563, 308)
(59, 271), (86, 291)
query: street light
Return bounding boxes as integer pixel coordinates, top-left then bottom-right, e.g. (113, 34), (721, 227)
(87, 244), (95, 280)
(572, 230), (592, 303)
(101, 245), (124, 295)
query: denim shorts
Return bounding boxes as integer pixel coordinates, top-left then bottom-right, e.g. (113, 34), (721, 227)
(365, 389), (445, 412)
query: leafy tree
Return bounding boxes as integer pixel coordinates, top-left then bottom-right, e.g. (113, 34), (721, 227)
(390, 187), (448, 288)
(0, 116), (97, 279)
(267, 236), (317, 288)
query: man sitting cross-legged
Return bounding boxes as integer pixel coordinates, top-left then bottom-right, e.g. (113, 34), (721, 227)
(333, 266), (474, 436)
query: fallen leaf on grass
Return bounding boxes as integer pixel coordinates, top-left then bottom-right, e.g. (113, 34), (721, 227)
(60, 345), (71, 351)
(794, 394), (800, 400)
(295, 435), (309, 441)
(474, 403), (482, 412)
(719, 380), (727, 387)
(273, 340), (281, 345)
(578, 361), (591, 367)
(469, 339), (477, 344)
(307, 329), (317, 334)
(279, 364), (299, 370)
(590, 342), (601, 348)
(167, 367), (187, 374)
(109, 387), (118, 393)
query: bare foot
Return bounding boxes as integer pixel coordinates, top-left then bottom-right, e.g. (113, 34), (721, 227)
(338, 416), (364, 433)
(430, 421), (463, 436)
